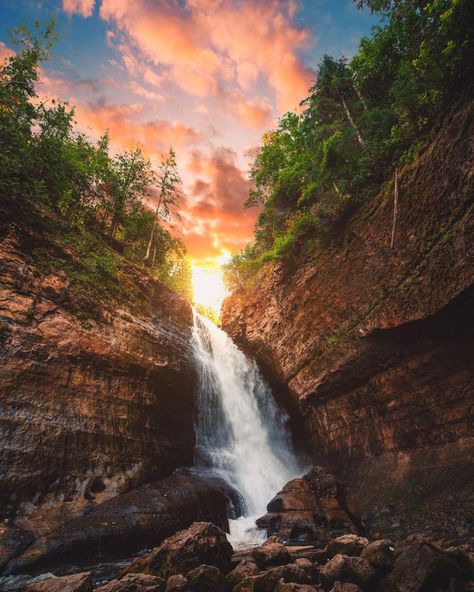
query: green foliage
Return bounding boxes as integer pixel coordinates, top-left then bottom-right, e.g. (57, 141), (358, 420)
(196, 303), (220, 326)
(143, 147), (183, 265)
(225, 0), (473, 286)
(0, 21), (192, 303)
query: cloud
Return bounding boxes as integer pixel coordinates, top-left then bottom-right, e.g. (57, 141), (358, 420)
(223, 90), (273, 129)
(74, 99), (203, 154)
(0, 42), (15, 62)
(62, 0), (96, 17)
(99, 0), (312, 114)
(181, 147), (258, 258)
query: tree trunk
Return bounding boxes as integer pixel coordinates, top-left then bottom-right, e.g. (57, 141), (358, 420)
(340, 94), (364, 145)
(110, 218), (119, 239)
(144, 195), (162, 264)
(352, 82), (368, 112)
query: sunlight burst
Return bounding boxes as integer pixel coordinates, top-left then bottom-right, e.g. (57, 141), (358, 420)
(192, 258), (229, 316)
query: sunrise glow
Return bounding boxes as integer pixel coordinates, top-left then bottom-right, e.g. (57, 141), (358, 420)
(192, 264), (228, 315)
(192, 250), (231, 315)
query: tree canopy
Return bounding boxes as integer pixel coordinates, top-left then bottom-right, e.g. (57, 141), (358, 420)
(224, 0), (473, 291)
(0, 20), (192, 303)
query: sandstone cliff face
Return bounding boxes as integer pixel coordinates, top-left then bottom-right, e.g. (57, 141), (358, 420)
(222, 104), (474, 541)
(0, 229), (196, 518)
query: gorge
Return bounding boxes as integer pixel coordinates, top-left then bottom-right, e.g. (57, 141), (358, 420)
(0, 1), (473, 589)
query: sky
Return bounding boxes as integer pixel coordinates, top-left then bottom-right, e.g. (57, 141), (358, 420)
(0, 0), (377, 271)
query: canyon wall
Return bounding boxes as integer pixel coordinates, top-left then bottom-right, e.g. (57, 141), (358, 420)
(222, 104), (474, 541)
(0, 229), (196, 518)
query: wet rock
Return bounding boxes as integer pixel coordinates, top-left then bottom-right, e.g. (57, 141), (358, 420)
(294, 559), (312, 569)
(319, 555), (375, 590)
(164, 575), (190, 592)
(226, 561), (260, 590)
(329, 583), (361, 592)
(249, 563), (314, 592)
(186, 564), (225, 591)
(25, 572), (92, 591)
(388, 539), (465, 592)
(7, 469), (240, 573)
(290, 549), (327, 566)
(444, 545), (474, 581)
(327, 536), (368, 558)
(124, 522), (233, 578)
(95, 573), (165, 591)
(233, 579), (257, 592)
(252, 538), (292, 569)
(293, 558), (317, 582)
(257, 468), (356, 545)
(359, 539), (394, 572)
(275, 584), (320, 592)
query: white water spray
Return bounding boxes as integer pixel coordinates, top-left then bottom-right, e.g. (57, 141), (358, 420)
(191, 310), (301, 547)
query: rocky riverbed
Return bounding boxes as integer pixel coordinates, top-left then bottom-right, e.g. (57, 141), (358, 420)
(2, 521), (472, 592)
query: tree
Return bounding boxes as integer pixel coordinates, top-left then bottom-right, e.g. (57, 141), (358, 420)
(308, 56), (364, 145)
(143, 148), (182, 265)
(109, 148), (155, 238)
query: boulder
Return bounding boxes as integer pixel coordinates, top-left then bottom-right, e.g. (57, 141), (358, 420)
(226, 561), (259, 590)
(444, 545), (474, 581)
(319, 555), (375, 590)
(275, 584), (320, 592)
(252, 538), (292, 569)
(95, 573), (165, 591)
(257, 468), (356, 545)
(186, 564), (225, 591)
(7, 469), (240, 574)
(293, 558), (318, 582)
(233, 579), (257, 592)
(329, 584), (361, 592)
(388, 539), (465, 592)
(294, 559), (312, 569)
(359, 539), (394, 572)
(26, 572), (92, 592)
(124, 522), (233, 578)
(164, 575), (190, 592)
(252, 564), (313, 592)
(327, 536), (368, 558)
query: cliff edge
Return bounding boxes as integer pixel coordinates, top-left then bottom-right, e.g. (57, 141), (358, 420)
(222, 103), (474, 542)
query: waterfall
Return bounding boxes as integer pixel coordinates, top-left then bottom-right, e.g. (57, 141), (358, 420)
(191, 310), (301, 547)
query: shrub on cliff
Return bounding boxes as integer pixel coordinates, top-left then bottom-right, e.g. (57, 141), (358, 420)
(225, 0), (474, 288)
(0, 20), (192, 303)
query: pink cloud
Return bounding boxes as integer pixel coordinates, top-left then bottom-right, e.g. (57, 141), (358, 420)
(99, 0), (312, 114)
(224, 90), (273, 129)
(74, 99), (203, 155)
(180, 147), (258, 257)
(0, 41), (15, 62)
(62, 0), (96, 17)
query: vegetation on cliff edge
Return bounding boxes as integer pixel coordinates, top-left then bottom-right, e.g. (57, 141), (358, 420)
(0, 21), (192, 305)
(224, 0), (473, 291)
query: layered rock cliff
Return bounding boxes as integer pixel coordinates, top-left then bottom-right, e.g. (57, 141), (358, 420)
(0, 224), (196, 519)
(222, 104), (474, 541)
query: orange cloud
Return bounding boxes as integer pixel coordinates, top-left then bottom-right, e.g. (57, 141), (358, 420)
(62, 0), (96, 17)
(74, 99), (203, 155)
(181, 147), (258, 258)
(224, 90), (273, 129)
(99, 0), (312, 115)
(0, 41), (14, 62)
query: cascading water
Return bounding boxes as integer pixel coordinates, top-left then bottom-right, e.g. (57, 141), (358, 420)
(191, 310), (302, 547)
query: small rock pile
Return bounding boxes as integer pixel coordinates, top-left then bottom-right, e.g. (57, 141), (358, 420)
(25, 523), (473, 592)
